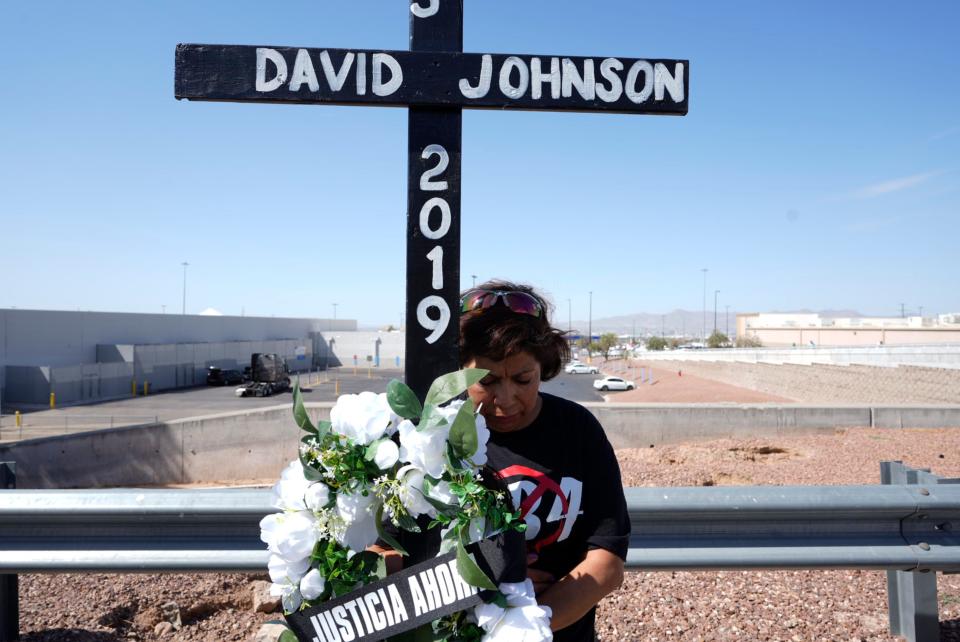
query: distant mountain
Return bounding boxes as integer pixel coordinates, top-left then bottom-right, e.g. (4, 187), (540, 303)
(568, 309), (733, 338)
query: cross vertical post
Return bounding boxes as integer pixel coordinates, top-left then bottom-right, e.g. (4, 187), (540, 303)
(406, 0), (464, 400)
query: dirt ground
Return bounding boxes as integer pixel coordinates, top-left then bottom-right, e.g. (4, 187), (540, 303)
(598, 359), (796, 403)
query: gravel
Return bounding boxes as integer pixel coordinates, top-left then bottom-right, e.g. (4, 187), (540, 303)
(17, 427), (960, 641)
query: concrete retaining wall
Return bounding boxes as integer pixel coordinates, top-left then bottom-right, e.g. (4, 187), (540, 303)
(1, 403), (958, 488)
(587, 404), (873, 450)
(0, 404), (334, 489)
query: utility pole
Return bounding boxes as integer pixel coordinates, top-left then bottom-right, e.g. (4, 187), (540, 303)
(332, 303), (338, 320)
(588, 291), (593, 349)
(567, 298), (572, 333)
(725, 305), (730, 336)
(701, 268), (708, 341)
(713, 290), (720, 335)
(471, 274), (477, 288)
(181, 262), (189, 315)
(900, 303), (906, 318)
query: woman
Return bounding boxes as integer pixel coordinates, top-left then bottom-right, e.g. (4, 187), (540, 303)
(459, 280), (630, 641)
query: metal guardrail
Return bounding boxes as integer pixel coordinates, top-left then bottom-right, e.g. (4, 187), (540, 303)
(0, 462), (958, 641)
(1, 485), (958, 573)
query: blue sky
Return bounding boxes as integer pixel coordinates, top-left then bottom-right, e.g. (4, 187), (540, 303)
(1, 1), (957, 326)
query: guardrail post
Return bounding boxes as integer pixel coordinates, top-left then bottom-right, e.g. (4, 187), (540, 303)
(0, 462), (18, 642)
(881, 461), (940, 642)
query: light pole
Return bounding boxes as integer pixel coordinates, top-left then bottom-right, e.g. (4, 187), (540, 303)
(725, 305), (730, 336)
(567, 298), (572, 333)
(181, 262), (189, 315)
(332, 303), (338, 320)
(471, 274), (477, 288)
(588, 291), (593, 350)
(700, 268), (708, 341)
(713, 289), (720, 335)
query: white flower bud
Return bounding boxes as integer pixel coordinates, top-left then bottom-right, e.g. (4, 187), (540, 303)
(304, 482), (331, 512)
(373, 439), (400, 470)
(299, 568), (326, 600)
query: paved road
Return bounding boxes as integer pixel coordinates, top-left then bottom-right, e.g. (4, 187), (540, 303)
(0, 367), (619, 443)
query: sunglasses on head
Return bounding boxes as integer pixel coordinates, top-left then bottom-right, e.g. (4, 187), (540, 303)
(460, 289), (543, 318)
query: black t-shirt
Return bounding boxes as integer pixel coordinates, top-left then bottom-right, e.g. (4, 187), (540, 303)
(485, 392), (630, 642)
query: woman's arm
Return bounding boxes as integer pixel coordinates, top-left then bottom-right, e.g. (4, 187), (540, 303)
(534, 548), (625, 632)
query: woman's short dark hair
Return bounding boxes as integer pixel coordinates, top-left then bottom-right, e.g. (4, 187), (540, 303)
(459, 280), (570, 381)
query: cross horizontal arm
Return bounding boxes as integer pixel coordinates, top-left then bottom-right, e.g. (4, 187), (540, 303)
(176, 44), (688, 115)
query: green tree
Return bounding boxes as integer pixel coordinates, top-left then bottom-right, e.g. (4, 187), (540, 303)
(599, 333), (619, 359)
(646, 336), (668, 351)
(735, 335), (763, 348)
(707, 331), (730, 348)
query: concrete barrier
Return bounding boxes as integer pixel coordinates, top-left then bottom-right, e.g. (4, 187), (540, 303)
(872, 406), (960, 429)
(0, 403), (334, 489)
(1, 402), (958, 488)
(585, 404), (871, 449)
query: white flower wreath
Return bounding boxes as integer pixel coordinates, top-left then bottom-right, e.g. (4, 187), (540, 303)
(259, 369), (553, 642)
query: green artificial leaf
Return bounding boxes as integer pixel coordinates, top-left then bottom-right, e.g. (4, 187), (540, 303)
(395, 512), (422, 533)
(490, 591), (508, 608)
(417, 404), (449, 432)
(445, 442), (466, 472)
(364, 438), (386, 462)
(424, 368), (488, 407)
(455, 537), (497, 591)
(447, 398), (478, 459)
(278, 629), (299, 642)
(419, 491), (460, 518)
(374, 504), (408, 556)
(292, 379), (317, 434)
(315, 419), (331, 441)
(387, 379), (423, 419)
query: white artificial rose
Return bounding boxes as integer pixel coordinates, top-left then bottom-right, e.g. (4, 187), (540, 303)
(373, 439), (400, 470)
(476, 580), (553, 642)
(472, 414), (490, 466)
(396, 464), (434, 517)
(299, 568), (327, 600)
(269, 580), (303, 613)
(428, 479), (455, 505)
(259, 511), (319, 560)
(268, 553), (310, 613)
(377, 392), (402, 436)
(398, 416), (450, 479)
(330, 391), (397, 445)
(304, 482), (332, 512)
(334, 490), (380, 552)
(268, 554), (310, 586)
(271, 460), (311, 511)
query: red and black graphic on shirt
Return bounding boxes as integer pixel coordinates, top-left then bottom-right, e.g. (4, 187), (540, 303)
(497, 465), (583, 553)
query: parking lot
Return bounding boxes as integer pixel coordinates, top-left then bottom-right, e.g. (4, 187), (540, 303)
(0, 368), (615, 442)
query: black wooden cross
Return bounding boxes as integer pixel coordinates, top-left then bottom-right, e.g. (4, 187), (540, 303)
(175, 1), (688, 399)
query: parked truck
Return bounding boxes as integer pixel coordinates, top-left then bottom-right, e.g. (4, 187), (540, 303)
(234, 353), (291, 397)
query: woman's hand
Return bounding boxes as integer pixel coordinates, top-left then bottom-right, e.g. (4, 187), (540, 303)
(535, 548), (625, 632)
(526, 553), (556, 595)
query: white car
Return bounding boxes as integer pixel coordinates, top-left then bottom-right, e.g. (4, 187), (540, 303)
(593, 376), (635, 391)
(565, 363), (599, 374)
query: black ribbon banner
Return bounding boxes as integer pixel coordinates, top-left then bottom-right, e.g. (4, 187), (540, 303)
(285, 533), (527, 642)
